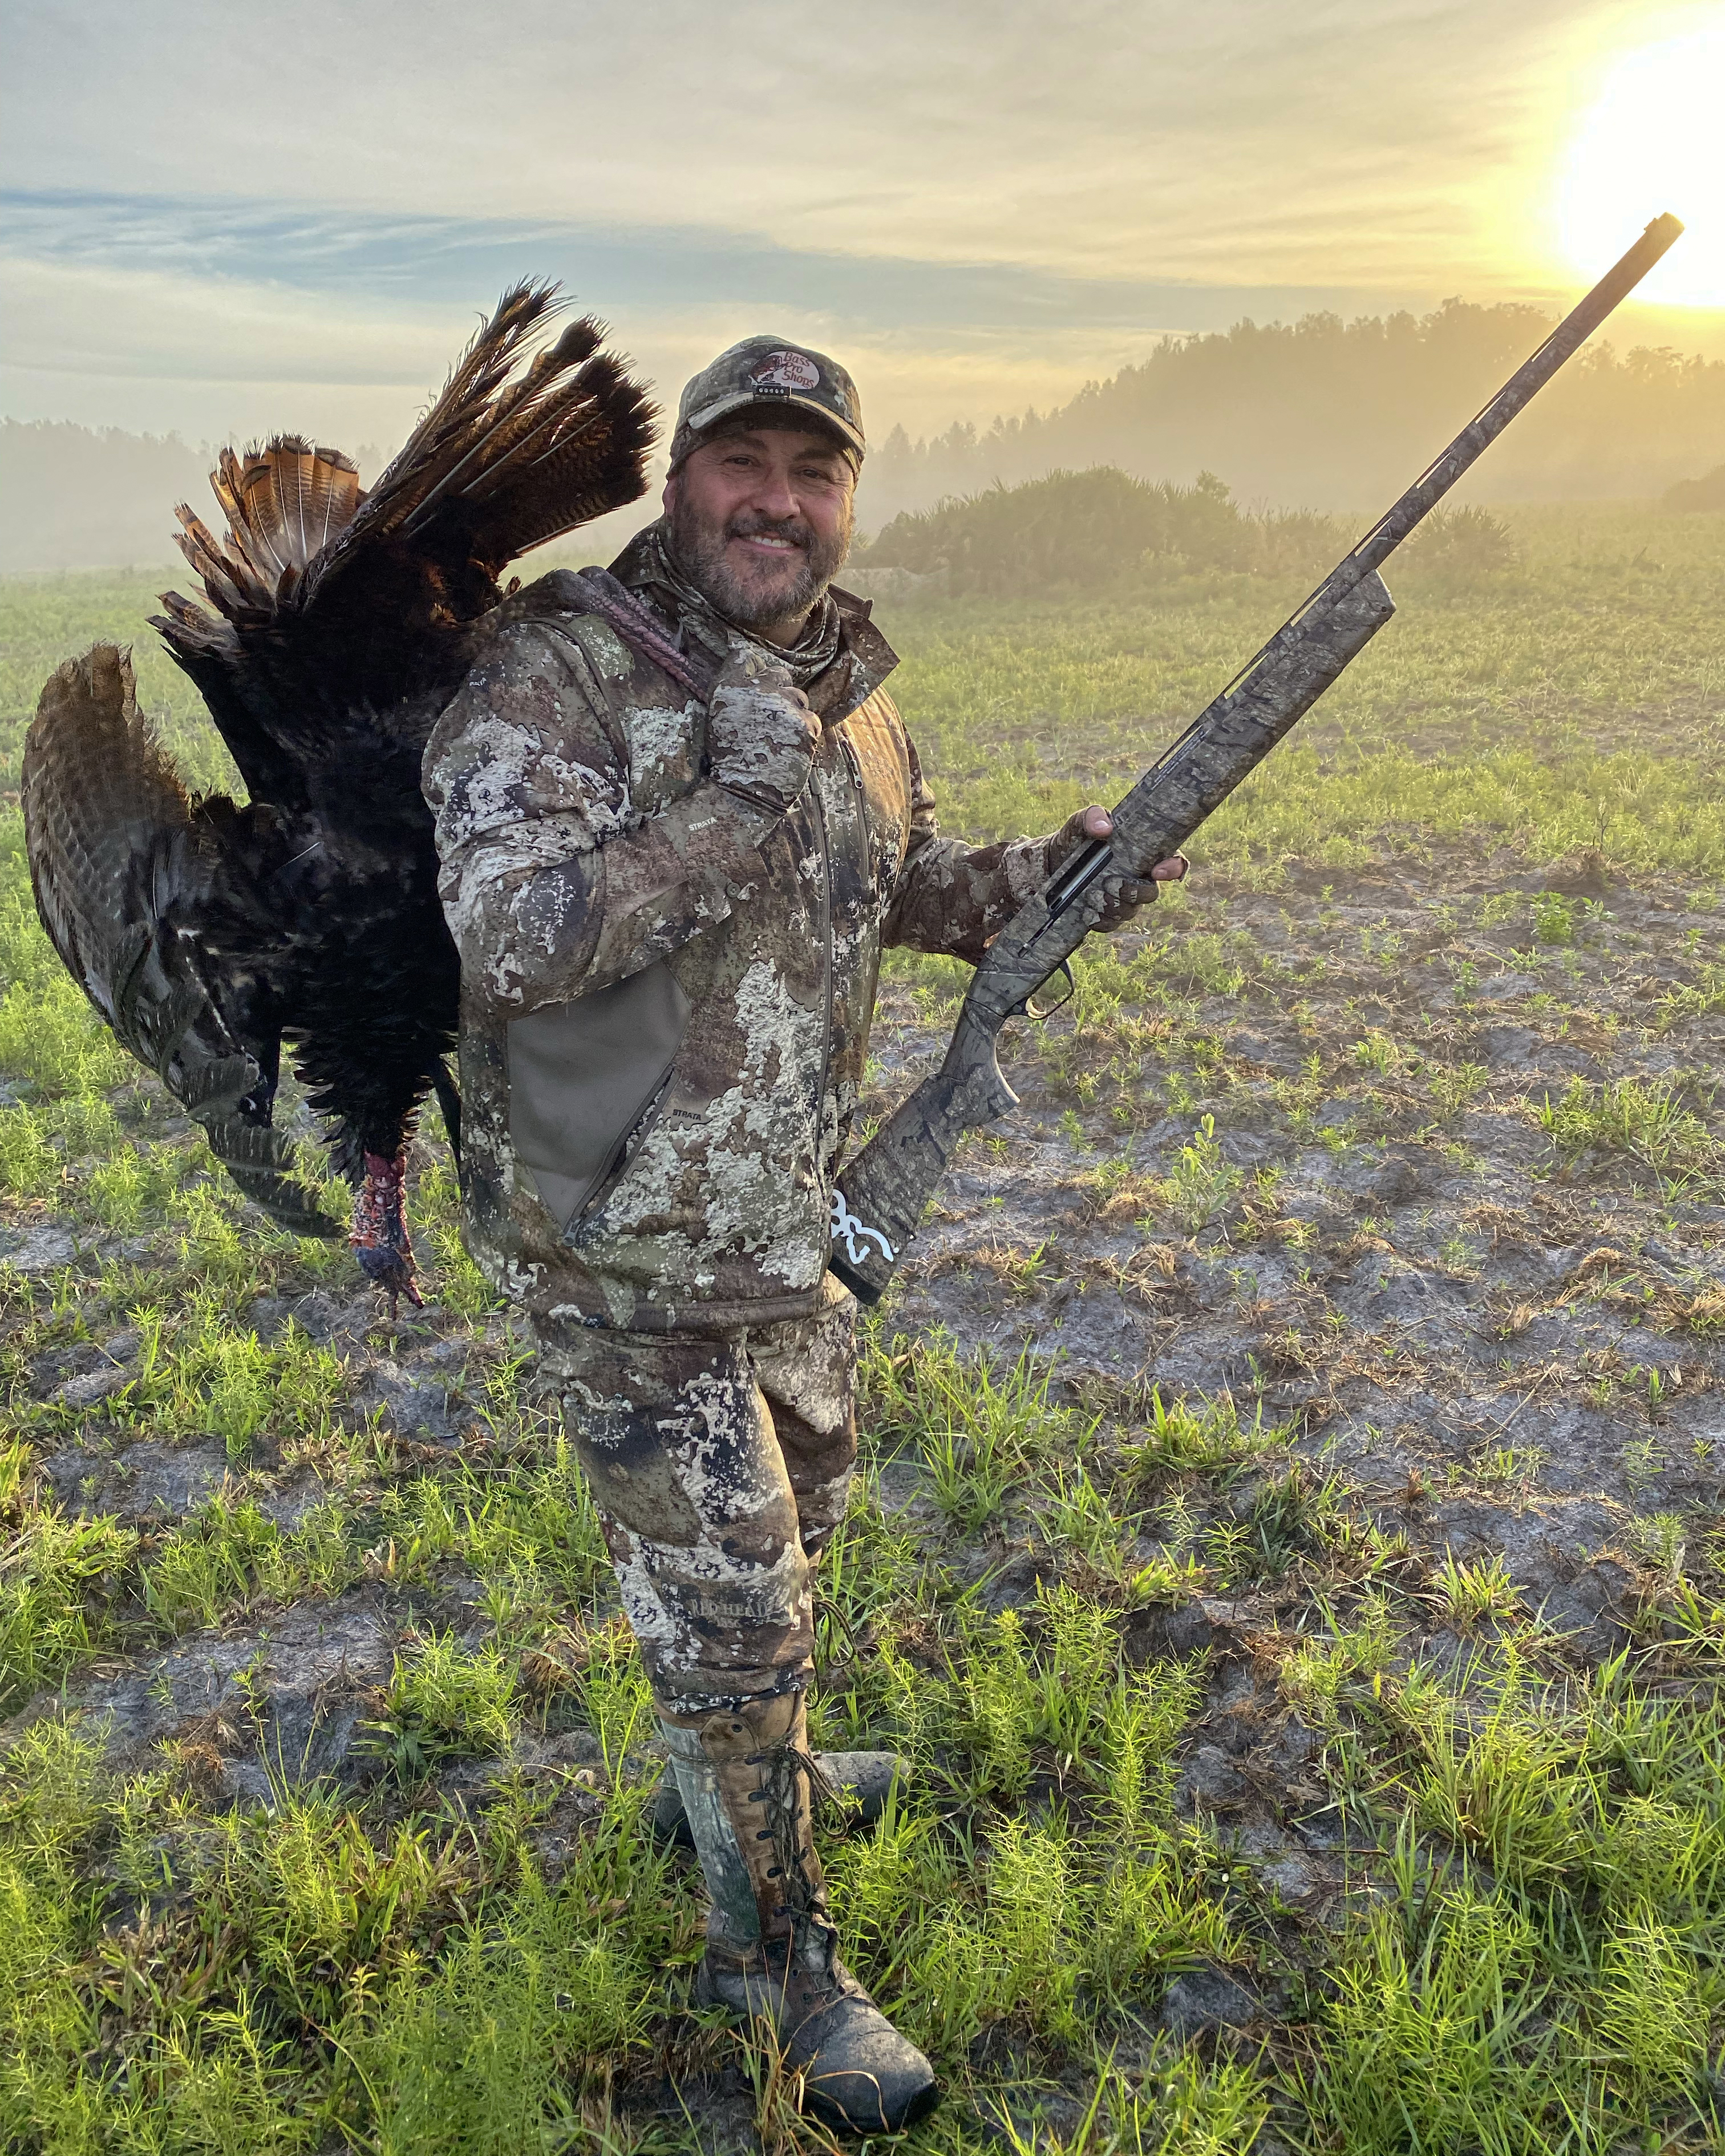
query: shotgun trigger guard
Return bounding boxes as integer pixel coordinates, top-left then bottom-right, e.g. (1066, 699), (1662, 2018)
(1010, 959), (1074, 1022)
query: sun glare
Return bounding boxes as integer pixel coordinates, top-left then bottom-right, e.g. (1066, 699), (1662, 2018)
(1555, 13), (1724, 306)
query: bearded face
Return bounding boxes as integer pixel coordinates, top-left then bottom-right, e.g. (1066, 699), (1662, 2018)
(663, 425), (856, 641)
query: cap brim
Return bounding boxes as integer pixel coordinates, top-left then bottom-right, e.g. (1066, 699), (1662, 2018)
(683, 391), (864, 461)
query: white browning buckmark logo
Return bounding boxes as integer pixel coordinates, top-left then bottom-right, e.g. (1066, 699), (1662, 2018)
(748, 349), (822, 397)
(830, 1188), (894, 1266)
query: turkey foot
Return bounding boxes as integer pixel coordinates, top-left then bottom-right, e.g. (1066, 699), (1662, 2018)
(351, 1150), (423, 1317)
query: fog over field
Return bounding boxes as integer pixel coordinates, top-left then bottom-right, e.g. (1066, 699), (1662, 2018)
(8, 294), (1725, 573)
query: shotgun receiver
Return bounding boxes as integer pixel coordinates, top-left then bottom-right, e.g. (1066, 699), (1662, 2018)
(828, 212), (1683, 1303)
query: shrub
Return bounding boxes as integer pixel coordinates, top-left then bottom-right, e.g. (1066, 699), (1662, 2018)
(1396, 504), (1521, 593)
(1663, 460), (1725, 513)
(858, 464), (1513, 601)
(861, 467), (1258, 594)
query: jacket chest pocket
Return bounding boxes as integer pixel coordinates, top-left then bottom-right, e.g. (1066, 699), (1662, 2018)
(625, 698), (703, 808)
(507, 960), (691, 1231)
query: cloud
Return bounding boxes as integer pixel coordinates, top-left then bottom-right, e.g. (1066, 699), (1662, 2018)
(3, 189), (1434, 326)
(2, 0), (1645, 283)
(5, 0), (1720, 454)
(1, 192), (1448, 446)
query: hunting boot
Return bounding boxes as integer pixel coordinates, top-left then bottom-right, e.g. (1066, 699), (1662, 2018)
(649, 1745), (909, 1853)
(659, 1691), (939, 2135)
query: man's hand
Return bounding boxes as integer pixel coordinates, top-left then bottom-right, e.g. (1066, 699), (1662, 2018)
(1048, 804), (1188, 931)
(707, 640), (821, 814)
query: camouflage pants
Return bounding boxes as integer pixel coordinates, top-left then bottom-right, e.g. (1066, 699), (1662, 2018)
(536, 1275), (857, 1713)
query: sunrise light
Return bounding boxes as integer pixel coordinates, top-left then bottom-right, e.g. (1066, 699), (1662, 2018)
(1555, 13), (1723, 306)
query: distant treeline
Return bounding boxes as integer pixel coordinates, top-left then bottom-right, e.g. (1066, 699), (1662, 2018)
(8, 297), (1724, 573)
(0, 421), (214, 575)
(0, 421), (374, 577)
(855, 300), (1725, 526)
(854, 465), (1521, 599)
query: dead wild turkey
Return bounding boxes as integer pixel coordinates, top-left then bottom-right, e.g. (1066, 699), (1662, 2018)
(22, 285), (656, 1310)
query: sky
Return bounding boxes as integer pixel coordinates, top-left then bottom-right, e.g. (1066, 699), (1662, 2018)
(4, 0), (1723, 467)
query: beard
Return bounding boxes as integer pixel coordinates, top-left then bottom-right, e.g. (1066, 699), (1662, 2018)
(664, 496), (854, 634)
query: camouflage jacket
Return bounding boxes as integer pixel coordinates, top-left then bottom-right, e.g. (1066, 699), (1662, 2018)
(422, 526), (1059, 1338)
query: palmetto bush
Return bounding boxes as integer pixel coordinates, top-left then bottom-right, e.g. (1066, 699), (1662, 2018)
(857, 465), (1528, 603)
(859, 466), (1272, 595)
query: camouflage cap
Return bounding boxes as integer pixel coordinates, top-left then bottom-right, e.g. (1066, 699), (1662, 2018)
(668, 336), (864, 471)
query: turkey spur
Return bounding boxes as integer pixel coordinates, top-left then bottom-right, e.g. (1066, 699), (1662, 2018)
(23, 285), (656, 1310)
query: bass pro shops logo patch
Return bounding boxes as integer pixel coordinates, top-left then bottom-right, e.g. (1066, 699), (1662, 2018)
(747, 349), (823, 398)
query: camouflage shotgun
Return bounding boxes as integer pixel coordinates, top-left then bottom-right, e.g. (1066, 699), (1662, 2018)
(828, 212), (1684, 1304)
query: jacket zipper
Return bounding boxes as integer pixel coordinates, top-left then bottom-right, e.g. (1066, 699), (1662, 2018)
(812, 737), (837, 1143)
(823, 730), (870, 1178)
(565, 1059), (677, 1237)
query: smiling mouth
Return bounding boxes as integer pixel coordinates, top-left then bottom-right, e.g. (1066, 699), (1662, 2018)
(731, 531), (804, 557)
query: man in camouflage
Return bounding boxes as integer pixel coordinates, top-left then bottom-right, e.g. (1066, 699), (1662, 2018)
(423, 337), (1185, 2131)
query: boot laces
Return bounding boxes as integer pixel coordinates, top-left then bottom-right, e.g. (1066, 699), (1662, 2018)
(747, 1736), (838, 1956)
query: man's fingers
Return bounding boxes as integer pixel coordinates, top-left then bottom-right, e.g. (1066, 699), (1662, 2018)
(1079, 873), (1158, 925)
(1056, 818), (1190, 901)
(1070, 824), (1188, 882)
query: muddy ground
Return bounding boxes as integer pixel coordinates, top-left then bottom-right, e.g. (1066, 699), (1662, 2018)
(893, 850), (1725, 1635)
(7, 844), (1725, 2138)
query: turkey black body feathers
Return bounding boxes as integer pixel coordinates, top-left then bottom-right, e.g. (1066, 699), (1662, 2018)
(21, 284), (657, 1306)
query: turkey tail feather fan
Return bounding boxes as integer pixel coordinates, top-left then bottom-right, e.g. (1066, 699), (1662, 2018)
(22, 286), (658, 1310)
(178, 440), (365, 621)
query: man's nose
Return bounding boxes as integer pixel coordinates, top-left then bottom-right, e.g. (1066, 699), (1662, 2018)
(746, 467), (801, 520)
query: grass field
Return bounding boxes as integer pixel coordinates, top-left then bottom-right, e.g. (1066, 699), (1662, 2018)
(4, 502), (1725, 2153)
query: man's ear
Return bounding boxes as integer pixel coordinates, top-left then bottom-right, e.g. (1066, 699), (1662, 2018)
(662, 466), (681, 516)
